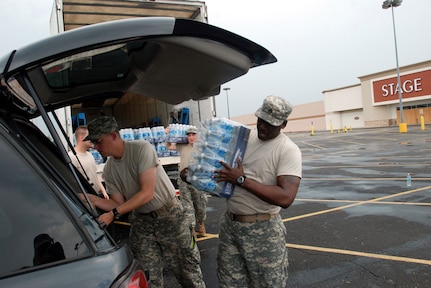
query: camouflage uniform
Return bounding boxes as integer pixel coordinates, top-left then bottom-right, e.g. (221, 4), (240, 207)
(178, 177), (207, 227)
(217, 214), (288, 288)
(130, 198), (205, 288)
(216, 95), (302, 288)
(86, 116), (205, 288)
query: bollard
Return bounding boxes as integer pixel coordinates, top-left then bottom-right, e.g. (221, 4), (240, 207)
(310, 125), (315, 136)
(420, 115), (425, 130)
(399, 123), (407, 133)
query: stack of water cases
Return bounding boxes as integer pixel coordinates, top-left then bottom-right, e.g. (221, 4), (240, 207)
(188, 118), (250, 198)
(150, 126), (170, 157)
(166, 124), (194, 156)
(121, 128), (154, 143)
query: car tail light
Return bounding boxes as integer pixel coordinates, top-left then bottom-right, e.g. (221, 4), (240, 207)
(112, 260), (149, 288)
(127, 270), (148, 288)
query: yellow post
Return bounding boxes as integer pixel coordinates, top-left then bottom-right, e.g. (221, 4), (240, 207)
(420, 115), (425, 130)
(330, 121), (333, 133)
(399, 123), (407, 133)
(311, 125), (315, 136)
(343, 126), (347, 133)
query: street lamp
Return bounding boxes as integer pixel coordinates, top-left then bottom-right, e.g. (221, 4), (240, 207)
(223, 87), (231, 119)
(382, 0), (407, 133)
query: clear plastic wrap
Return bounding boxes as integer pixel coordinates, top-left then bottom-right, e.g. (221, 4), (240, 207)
(188, 118), (250, 198)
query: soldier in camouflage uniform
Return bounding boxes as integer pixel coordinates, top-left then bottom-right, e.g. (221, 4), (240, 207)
(82, 116), (205, 288)
(214, 95), (302, 288)
(166, 126), (207, 237)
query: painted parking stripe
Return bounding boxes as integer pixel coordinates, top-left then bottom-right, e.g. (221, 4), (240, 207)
(298, 141), (327, 150)
(304, 177), (431, 180)
(286, 243), (431, 266)
(284, 186), (431, 222)
(296, 199), (431, 206)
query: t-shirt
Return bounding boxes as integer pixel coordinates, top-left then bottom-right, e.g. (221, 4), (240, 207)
(227, 130), (302, 215)
(176, 144), (194, 172)
(104, 140), (176, 213)
(68, 150), (102, 194)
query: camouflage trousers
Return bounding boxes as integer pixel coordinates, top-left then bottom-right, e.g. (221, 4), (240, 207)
(129, 198), (206, 288)
(177, 178), (208, 227)
(217, 213), (289, 288)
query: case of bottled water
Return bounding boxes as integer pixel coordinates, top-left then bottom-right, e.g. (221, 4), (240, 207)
(89, 148), (104, 164)
(188, 117), (250, 198)
(151, 126), (166, 143)
(166, 123), (192, 143)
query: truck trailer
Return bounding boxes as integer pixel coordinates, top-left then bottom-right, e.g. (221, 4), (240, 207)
(48, 0), (216, 181)
(49, 0), (215, 144)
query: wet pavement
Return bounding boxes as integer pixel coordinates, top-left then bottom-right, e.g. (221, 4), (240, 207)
(164, 125), (431, 287)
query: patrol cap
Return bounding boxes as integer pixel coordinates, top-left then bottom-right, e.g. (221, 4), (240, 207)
(84, 116), (119, 141)
(186, 126), (198, 134)
(254, 95), (293, 126)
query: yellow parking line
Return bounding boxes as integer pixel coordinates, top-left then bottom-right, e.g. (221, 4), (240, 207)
(284, 186), (431, 222)
(333, 139), (366, 145)
(286, 243), (431, 266)
(299, 141), (327, 150)
(196, 233), (219, 241)
(295, 199), (431, 206)
(304, 177), (431, 181)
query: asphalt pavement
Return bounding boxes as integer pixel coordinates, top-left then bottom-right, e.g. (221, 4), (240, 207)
(164, 125), (431, 287)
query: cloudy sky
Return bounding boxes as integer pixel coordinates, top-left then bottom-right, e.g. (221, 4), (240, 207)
(1, 0), (430, 118)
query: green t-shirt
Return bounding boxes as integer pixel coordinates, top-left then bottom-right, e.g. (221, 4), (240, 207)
(104, 141), (176, 213)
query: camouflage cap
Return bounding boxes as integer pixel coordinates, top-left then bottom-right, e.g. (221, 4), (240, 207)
(84, 116), (119, 141)
(186, 126), (198, 134)
(254, 95), (293, 126)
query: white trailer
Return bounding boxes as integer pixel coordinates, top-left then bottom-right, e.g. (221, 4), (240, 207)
(49, 0), (216, 144)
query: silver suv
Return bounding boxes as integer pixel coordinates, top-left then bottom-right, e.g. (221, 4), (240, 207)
(0, 17), (275, 287)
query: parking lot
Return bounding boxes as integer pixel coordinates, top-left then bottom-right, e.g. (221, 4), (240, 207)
(164, 125), (431, 287)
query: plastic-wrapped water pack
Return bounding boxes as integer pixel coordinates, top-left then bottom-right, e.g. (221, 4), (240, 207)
(188, 118), (250, 198)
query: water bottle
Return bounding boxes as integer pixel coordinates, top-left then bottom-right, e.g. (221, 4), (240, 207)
(200, 141), (230, 159)
(406, 173), (412, 187)
(133, 129), (141, 140)
(121, 128), (133, 141)
(189, 164), (214, 179)
(203, 129), (232, 144)
(190, 176), (218, 192)
(90, 148), (103, 164)
(141, 127), (153, 143)
(196, 153), (223, 169)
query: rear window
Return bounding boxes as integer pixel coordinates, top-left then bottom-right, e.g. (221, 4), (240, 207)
(0, 134), (91, 277)
(42, 44), (131, 88)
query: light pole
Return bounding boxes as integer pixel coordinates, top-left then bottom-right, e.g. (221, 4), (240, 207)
(382, 0), (406, 133)
(223, 87), (231, 119)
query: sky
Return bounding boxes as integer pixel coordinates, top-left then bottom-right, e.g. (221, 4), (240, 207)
(1, 0), (431, 118)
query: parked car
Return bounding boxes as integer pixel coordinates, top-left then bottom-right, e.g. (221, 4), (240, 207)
(0, 17), (276, 287)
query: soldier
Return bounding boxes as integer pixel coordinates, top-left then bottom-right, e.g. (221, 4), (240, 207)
(166, 126), (207, 237)
(69, 125), (108, 199)
(214, 95), (302, 287)
(82, 116), (205, 288)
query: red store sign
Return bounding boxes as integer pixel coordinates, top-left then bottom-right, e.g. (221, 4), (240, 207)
(372, 69), (431, 104)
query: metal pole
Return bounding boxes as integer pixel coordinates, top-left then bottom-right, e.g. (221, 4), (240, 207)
(223, 87), (231, 119)
(390, 5), (404, 124)
(383, 0), (406, 132)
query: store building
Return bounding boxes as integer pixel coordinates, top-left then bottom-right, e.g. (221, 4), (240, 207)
(232, 60), (431, 133)
(326, 59), (431, 130)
